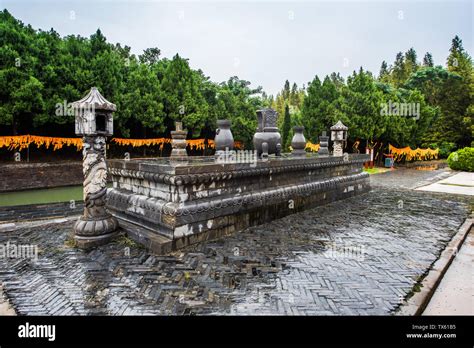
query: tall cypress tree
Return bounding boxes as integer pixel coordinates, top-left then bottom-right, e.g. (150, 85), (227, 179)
(379, 61), (390, 81)
(422, 52), (434, 67)
(391, 52), (406, 86)
(283, 80), (291, 100)
(404, 48), (418, 76)
(290, 82), (299, 107)
(282, 104), (292, 151)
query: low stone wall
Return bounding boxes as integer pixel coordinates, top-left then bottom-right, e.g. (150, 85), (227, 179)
(0, 162), (83, 192)
(0, 201), (83, 222)
(397, 159), (448, 170)
(107, 154), (370, 253)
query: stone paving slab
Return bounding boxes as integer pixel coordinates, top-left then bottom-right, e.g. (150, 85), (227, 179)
(416, 172), (474, 196)
(0, 168), (471, 315)
(370, 167), (457, 190)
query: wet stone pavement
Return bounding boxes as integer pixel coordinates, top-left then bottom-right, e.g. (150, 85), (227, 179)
(0, 168), (471, 315)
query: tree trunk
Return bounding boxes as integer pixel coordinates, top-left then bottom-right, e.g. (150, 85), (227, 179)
(142, 127), (147, 157)
(12, 117), (17, 136)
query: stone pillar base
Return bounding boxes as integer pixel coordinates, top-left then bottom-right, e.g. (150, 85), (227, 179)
(291, 149), (306, 157)
(318, 148), (329, 155)
(73, 215), (119, 248)
(74, 230), (120, 249)
(170, 148), (187, 157)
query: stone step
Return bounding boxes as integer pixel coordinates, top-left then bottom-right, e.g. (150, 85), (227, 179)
(118, 220), (173, 255)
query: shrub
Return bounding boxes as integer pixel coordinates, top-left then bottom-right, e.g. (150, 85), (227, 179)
(447, 147), (474, 172)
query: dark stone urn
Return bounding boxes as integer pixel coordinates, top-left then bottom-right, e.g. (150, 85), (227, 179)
(215, 119), (234, 153)
(252, 108), (282, 158)
(291, 126), (306, 156)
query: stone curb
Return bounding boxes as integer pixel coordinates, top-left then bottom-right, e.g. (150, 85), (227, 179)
(396, 216), (473, 316)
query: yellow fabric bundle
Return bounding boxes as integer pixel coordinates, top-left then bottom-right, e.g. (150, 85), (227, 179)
(0, 135), (245, 152)
(0, 135), (83, 151)
(305, 141), (320, 152)
(111, 137), (170, 149)
(389, 144), (439, 162)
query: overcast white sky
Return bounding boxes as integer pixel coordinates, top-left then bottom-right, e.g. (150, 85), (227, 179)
(2, 0), (472, 95)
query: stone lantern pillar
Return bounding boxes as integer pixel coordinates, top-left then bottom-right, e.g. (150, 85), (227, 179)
(330, 120), (348, 157)
(72, 87), (118, 248)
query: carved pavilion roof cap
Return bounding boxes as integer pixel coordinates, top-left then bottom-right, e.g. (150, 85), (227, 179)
(330, 120), (348, 131)
(71, 87), (116, 112)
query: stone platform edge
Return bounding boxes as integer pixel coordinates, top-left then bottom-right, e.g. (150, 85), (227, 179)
(110, 173), (370, 254)
(396, 216), (473, 316)
(107, 154), (370, 185)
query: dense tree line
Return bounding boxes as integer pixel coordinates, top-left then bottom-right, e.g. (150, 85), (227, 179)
(0, 10), (262, 148)
(1, 9), (472, 156)
(273, 38), (472, 156)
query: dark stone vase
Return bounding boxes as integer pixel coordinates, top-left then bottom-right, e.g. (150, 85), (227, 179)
(291, 126), (306, 156)
(215, 119), (234, 152)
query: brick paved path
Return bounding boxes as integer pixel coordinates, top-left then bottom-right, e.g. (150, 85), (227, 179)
(0, 168), (470, 315)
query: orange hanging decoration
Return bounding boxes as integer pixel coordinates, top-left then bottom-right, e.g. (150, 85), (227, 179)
(389, 144), (439, 162)
(305, 141), (320, 152)
(0, 135), (247, 153)
(0, 135), (83, 151)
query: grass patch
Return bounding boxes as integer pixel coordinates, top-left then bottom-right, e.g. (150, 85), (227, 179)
(363, 167), (391, 175)
(115, 234), (141, 248)
(405, 282), (424, 300)
(64, 235), (77, 248)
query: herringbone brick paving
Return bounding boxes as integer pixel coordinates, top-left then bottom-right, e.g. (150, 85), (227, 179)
(0, 168), (470, 315)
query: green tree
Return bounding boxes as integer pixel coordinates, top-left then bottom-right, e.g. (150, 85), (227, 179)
(379, 61), (390, 82)
(391, 52), (406, 86)
(215, 76), (263, 147)
(422, 52), (434, 67)
(139, 47), (161, 65)
(404, 48), (419, 77)
(340, 68), (385, 144)
(117, 62), (165, 138)
(281, 104), (291, 151)
(159, 54), (208, 136)
(290, 82), (300, 107)
(301, 75), (340, 142)
(282, 80), (290, 100)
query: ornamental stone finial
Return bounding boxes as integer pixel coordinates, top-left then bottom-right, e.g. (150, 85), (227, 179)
(318, 131), (329, 156)
(170, 121), (188, 157)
